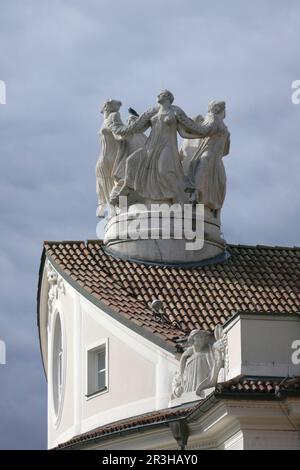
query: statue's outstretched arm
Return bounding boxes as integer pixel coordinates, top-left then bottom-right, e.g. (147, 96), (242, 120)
(105, 112), (127, 141)
(111, 107), (156, 137)
(177, 125), (203, 139)
(175, 106), (215, 137)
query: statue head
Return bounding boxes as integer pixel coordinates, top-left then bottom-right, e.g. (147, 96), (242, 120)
(193, 114), (204, 124)
(208, 100), (226, 118)
(188, 329), (211, 349)
(47, 270), (58, 286)
(157, 89), (174, 105)
(101, 99), (122, 115)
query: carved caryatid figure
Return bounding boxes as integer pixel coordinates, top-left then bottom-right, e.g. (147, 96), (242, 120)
(95, 100), (147, 217)
(182, 100), (230, 212)
(172, 326), (226, 399)
(95, 99), (125, 217)
(110, 90), (215, 205)
(109, 113), (147, 204)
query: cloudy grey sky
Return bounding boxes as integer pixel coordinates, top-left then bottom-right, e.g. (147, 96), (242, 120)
(0, 0), (299, 449)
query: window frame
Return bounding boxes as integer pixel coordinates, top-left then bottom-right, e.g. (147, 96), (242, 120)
(85, 338), (109, 400)
(50, 309), (66, 428)
(57, 347), (63, 403)
(96, 349), (106, 391)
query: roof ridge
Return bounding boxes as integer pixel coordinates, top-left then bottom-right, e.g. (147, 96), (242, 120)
(228, 243), (300, 250)
(44, 240), (300, 251)
(87, 239), (104, 245)
(44, 240), (87, 245)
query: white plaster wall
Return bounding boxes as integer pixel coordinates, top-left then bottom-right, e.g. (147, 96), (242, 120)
(224, 314), (300, 380)
(45, 274), (178, 449)
(240, 315), (300, 377)
(82, 311), (156, 416)
(224, 316), (242, 380)
(79, 296), (178, 435)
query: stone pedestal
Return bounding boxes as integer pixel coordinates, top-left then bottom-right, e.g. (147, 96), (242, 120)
(104, 204), (227, 266)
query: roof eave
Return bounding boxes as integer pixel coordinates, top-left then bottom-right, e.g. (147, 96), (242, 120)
(37, 247), (47, 378)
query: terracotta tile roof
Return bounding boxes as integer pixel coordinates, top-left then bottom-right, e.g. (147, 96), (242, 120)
(216, 375), (300, 395)
(43, 241), (181, 350)
(56, 403), (195, 449)
(55, 375), (300, 449)
(43, 241), (300, 350)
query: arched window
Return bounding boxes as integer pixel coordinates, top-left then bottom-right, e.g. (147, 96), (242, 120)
(52, 313), (64, 418)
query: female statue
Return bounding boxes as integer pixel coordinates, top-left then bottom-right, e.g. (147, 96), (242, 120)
(110, 90), (215, 205)
(95, 99), (126, 217)
(95, 100), (147, 217)
(172, 326), (225, 399)
(182, 100), (230, 212)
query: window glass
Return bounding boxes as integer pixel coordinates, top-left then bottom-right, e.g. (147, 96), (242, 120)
(87, 344), (107, 396)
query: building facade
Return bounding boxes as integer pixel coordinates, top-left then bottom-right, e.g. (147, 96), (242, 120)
(37, 241), (300, 449)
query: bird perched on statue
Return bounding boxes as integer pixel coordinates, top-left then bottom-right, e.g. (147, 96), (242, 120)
(128, 107), (139, 117)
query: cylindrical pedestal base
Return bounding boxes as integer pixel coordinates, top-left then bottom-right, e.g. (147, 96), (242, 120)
(104, 206), (226, 266)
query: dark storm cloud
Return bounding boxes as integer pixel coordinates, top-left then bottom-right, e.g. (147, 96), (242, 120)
(0, 0), (299, 449)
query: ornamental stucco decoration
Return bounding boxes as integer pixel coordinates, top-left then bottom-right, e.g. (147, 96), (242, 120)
(46, 260), (65, 325)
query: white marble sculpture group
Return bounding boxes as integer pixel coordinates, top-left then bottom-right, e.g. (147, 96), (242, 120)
(95, 90), (230, 264)
(96, 90), (230, 217)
